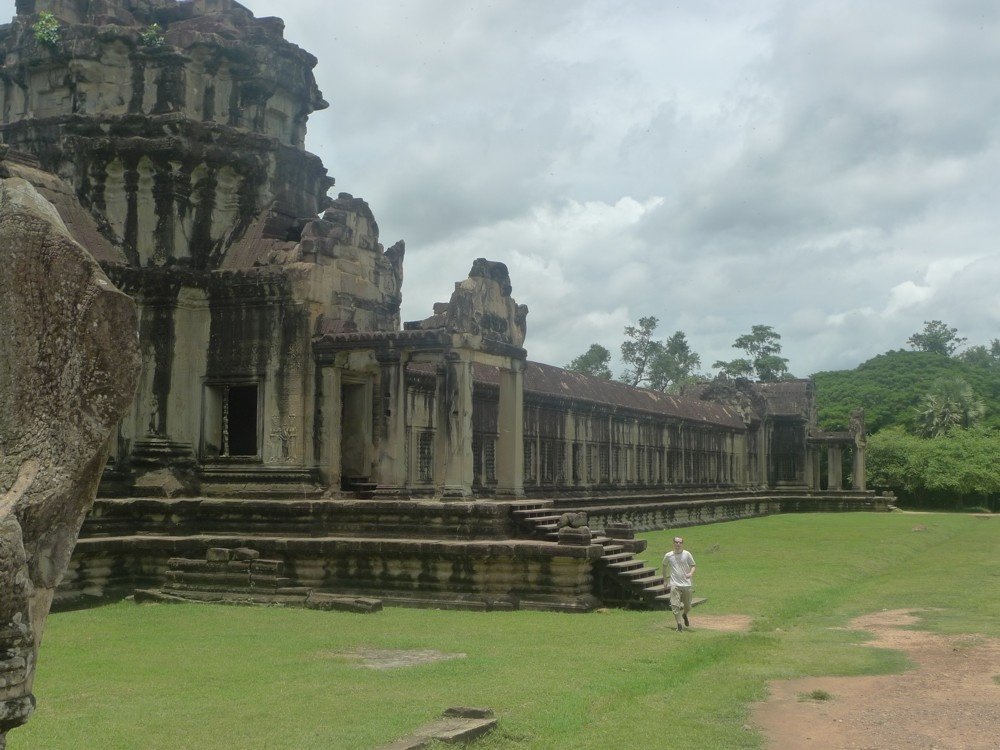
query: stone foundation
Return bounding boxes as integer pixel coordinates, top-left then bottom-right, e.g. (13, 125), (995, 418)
(55, 490), (886, 612)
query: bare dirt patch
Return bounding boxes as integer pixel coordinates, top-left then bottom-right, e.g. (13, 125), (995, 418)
(323, 648), (467, 670)
(752, 609), (1000, 749)
(652, 613), (753, 632)
(692, 613), (754, 632)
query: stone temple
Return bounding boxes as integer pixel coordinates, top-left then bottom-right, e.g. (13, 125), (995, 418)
(0, 0), (877, 619)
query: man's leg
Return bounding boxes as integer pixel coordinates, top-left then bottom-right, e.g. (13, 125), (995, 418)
(670, 587), (684, 630)
(681, 587), (692, 626)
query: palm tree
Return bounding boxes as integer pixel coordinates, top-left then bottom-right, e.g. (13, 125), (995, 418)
(915, 378), (986, 437)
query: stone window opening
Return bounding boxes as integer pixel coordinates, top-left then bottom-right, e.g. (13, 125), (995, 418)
(416, 430), (434, 484)
(540, 439), (556, 484)
(472, 433), (497, 487)
(203, 382), (260, 459)
(524, 438), (537, 483)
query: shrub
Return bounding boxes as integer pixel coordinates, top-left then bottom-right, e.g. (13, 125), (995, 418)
(867, 426), (1000, 511)
(32, 11), (60, 48)
(139, 23), (164, 47)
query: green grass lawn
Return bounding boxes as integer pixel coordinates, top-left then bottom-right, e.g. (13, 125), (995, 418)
(11, 512), (999, 749)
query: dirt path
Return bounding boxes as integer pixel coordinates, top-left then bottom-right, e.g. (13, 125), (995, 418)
(751, 609), (1000, 749)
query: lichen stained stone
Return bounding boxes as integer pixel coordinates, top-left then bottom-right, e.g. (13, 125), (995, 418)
(0, 171), (140, 744)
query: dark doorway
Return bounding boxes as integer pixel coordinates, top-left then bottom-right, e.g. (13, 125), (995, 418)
(341, 382), (368, 479)
(227, 384), (258, 456)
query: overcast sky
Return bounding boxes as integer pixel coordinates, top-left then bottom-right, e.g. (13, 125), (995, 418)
(6, 1), (999, 376)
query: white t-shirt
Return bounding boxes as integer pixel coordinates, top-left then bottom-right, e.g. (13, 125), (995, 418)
(663, 549), (696, 588)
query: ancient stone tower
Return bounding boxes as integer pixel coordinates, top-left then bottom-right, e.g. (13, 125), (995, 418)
(0, 0), (405, 497)
(0, 0), (332, 267)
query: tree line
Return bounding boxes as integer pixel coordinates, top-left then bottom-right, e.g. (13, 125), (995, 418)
(815, 319), (1000, 510)
(568, 316), (998, 510)
(565, 319), (792, 393)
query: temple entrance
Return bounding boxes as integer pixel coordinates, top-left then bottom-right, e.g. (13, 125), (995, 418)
(225, 385), (259, 456)
(340, 381), (370, 480)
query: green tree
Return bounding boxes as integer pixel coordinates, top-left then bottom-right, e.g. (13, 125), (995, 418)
(621, 316), (662, 387)
(906, 319), (967, 356)
(915, 377), (986, 437)
(957, 339), (1000, 369)
(565, 344), (613, 380)
(713, 324), (790, 381)
(812, 349), (1000, 433)
(867, 426), (1000, 511)
(648, 330), (703, 393)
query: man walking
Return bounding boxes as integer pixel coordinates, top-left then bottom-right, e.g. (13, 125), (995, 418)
(663, 536), (696, 631)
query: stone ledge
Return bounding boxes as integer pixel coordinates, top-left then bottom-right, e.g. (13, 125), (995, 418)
(378, 708), (497, 749)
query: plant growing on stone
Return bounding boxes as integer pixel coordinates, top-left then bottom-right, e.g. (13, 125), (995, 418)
(32, 11), (60, 48)
(139, 23), (165, 47)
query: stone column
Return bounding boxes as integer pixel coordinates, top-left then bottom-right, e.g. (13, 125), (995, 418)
(434, 351), (474, 498)
(317, 365), (342, 490)
(852, 443), (867, 491)
(759, 423), (770, 487)
(495, 359), (525, 498)
(827, 445), (843, 491)
(805, 444), (821, 490)
(374, 351), (409, 494)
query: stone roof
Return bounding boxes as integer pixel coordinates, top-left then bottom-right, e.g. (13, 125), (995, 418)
(408, 360), (747, 429)
(751, 380), (814, 418)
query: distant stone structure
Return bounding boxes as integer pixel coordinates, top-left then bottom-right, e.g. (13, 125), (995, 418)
(0, 155), (140, 745)
(0, 0), (877, 626)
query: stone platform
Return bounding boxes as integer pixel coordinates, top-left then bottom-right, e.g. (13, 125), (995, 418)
(56, 490), (887, 612)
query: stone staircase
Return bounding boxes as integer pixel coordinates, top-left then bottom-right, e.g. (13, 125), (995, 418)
(158, 547), (304, 601)
(511, 502), (671, 610)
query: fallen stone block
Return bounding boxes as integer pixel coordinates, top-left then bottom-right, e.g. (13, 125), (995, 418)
(305, 591), (383, 613)
(378, 707), (497, 749)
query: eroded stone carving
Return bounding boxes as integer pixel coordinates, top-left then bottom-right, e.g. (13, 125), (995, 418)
(412, 258), (528, 348)
(0, 175), (140, 744)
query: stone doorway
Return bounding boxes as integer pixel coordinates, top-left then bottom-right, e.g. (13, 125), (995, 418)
(341, 381), (371, 480)
(225, 385), (259, 456)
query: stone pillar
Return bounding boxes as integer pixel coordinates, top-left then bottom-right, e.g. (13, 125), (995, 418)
(759, 423), (770, 487)
(805, 445), (821, 490)
(827, 445), (843, 491)
(434, 351), (474, 498)
(374, 352), (408, 494)
(852, 443), (867, 491)
(495, 360), (525, 498)
(317, 365), (342, 489)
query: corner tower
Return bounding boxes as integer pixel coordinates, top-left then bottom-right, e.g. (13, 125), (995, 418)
(0, 0), (332, 268)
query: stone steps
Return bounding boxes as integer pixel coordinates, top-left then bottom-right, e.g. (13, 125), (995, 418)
(510, 507), (670, 610)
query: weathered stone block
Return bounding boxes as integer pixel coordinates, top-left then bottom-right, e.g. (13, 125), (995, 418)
(304, 591), (382, 613)
(0, 174), (139, 742)
(557, 526), (592, 546)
